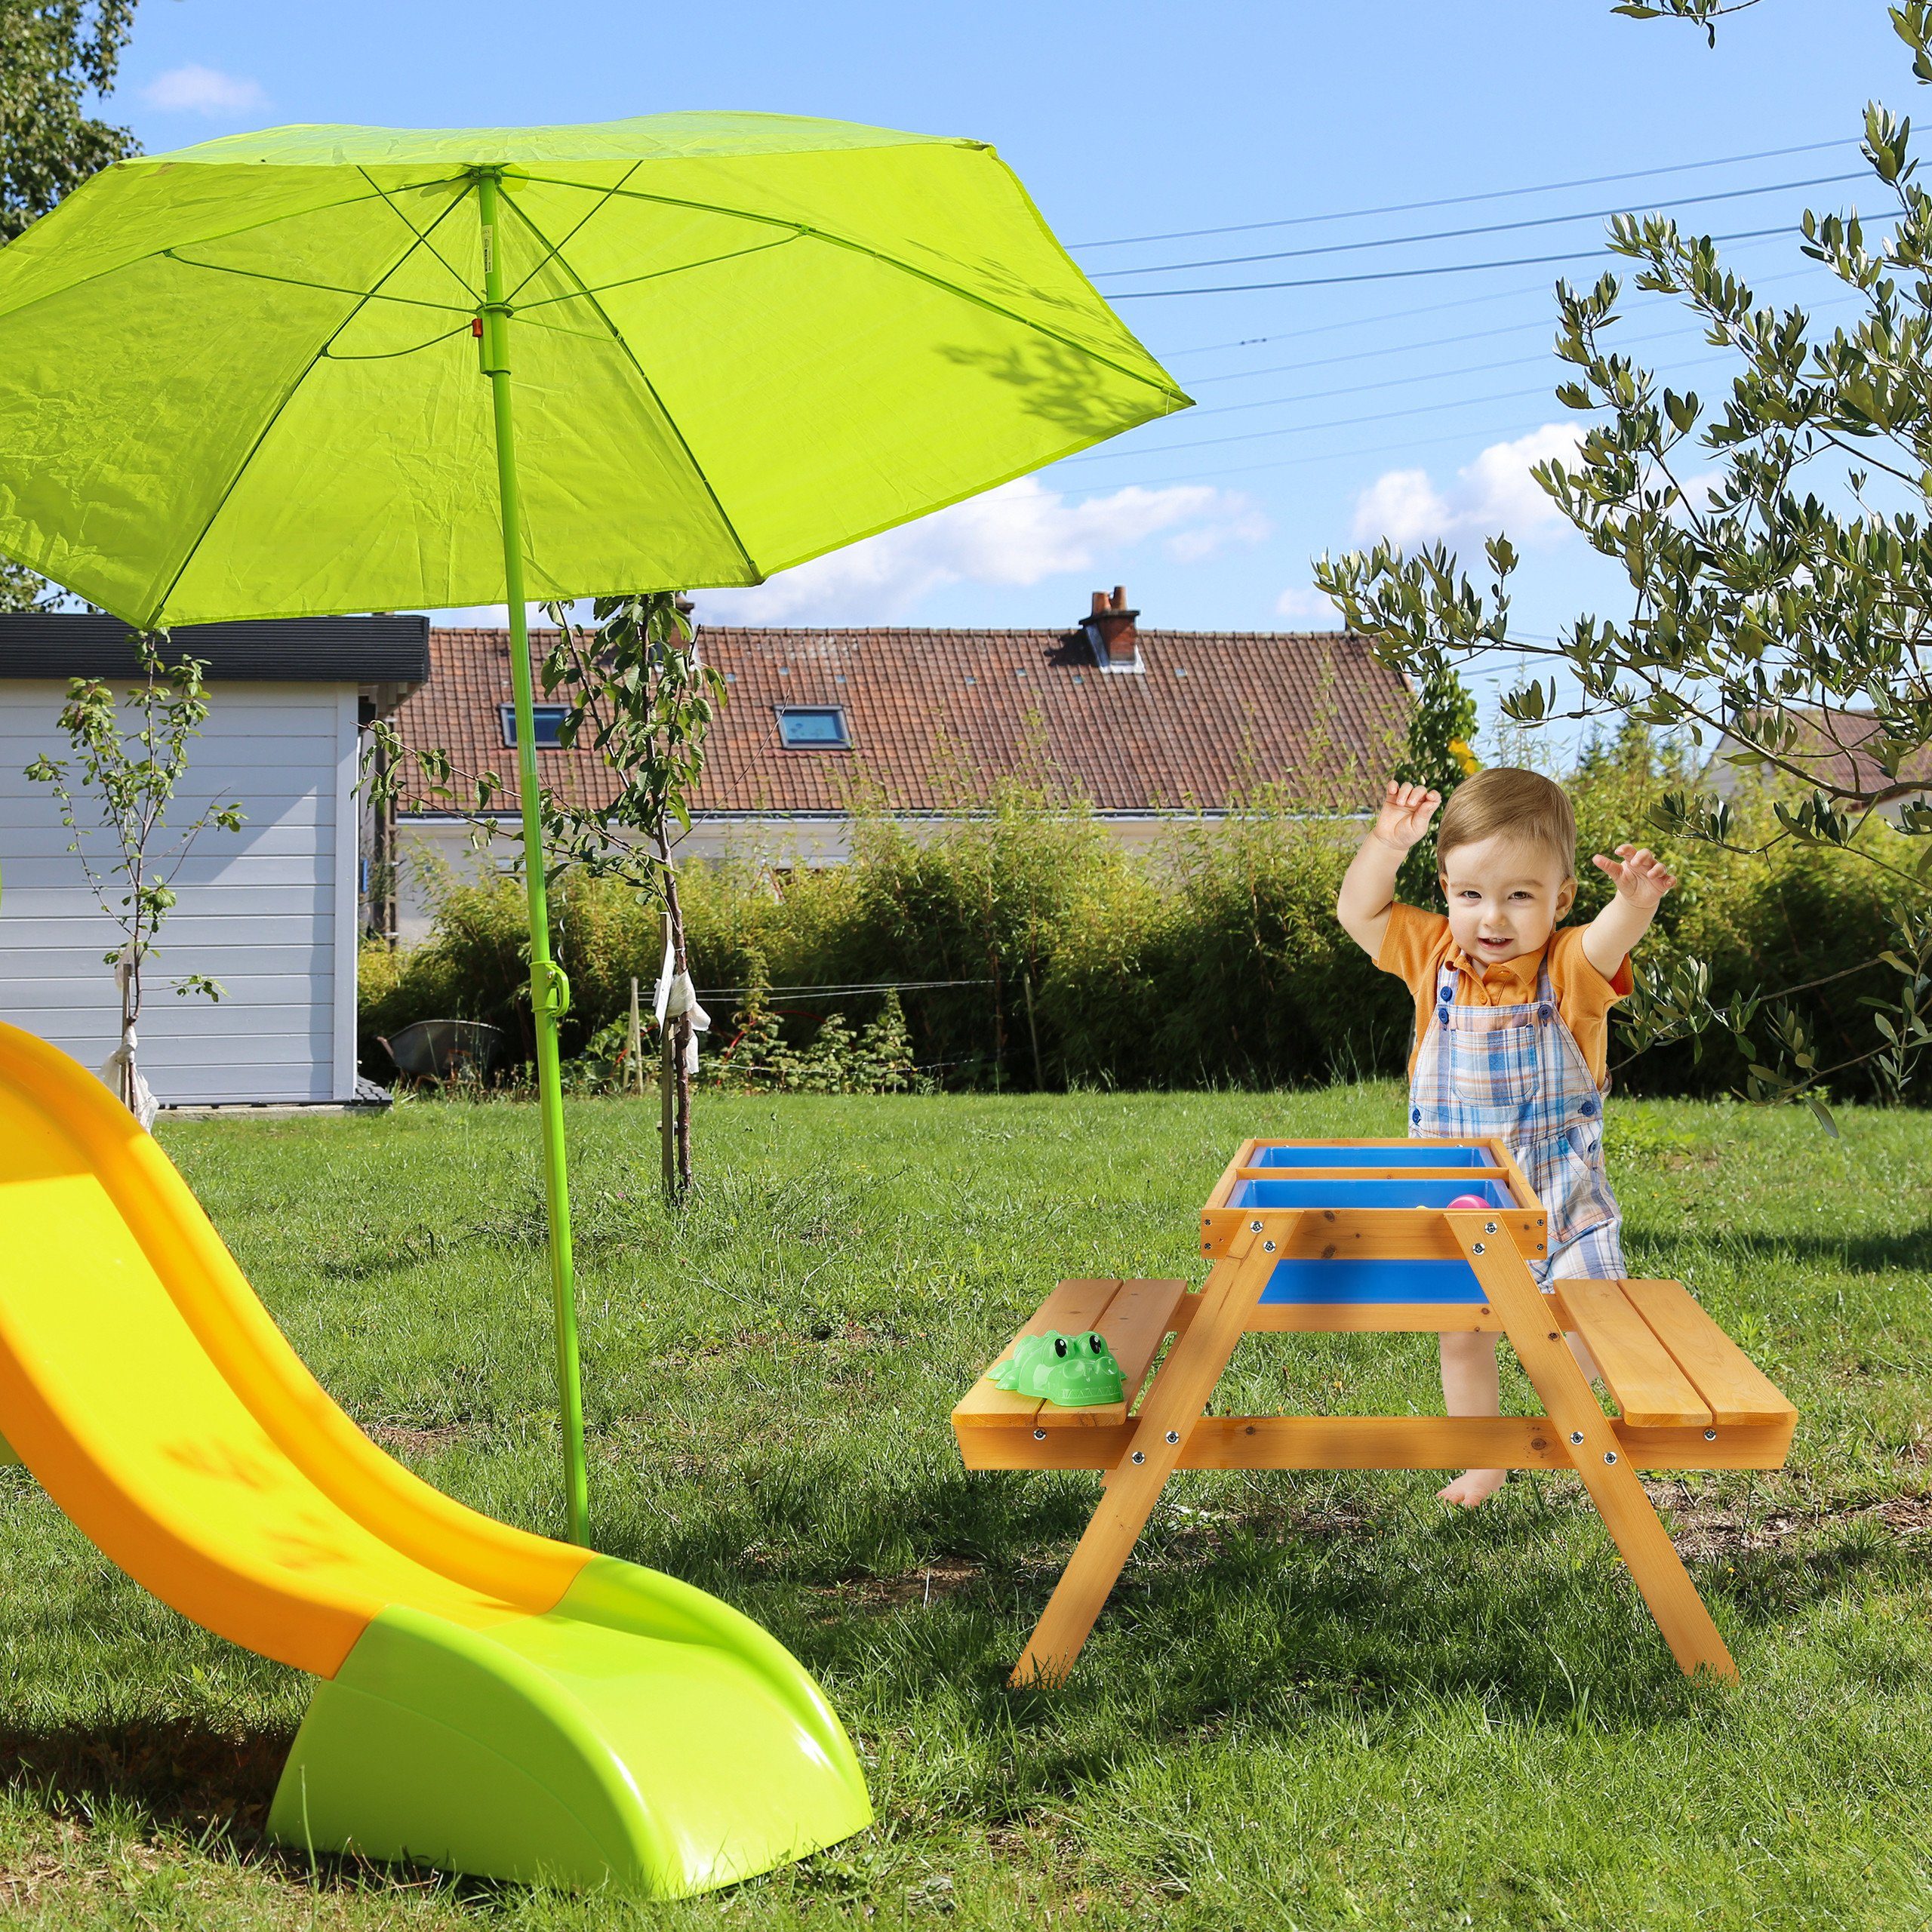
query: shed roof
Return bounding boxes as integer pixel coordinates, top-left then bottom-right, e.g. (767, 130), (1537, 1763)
(396, 619), (1409, 818)
(0, 612), (430, 684)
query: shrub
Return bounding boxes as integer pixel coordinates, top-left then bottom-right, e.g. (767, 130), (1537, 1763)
(361, 747), (1927, 1103)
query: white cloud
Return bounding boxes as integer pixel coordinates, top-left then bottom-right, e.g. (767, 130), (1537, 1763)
(693, 475), (1268, 626)
(1275, 584), (1340, 626)
(1350, 423), (1580, 550)
(141, 64), (267, 115)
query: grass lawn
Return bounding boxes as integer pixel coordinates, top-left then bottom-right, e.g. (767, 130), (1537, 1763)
(1, 1084), (1928, 1929)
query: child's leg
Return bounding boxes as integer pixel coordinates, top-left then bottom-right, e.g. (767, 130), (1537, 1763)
(1436, 1331), (1506, 1507)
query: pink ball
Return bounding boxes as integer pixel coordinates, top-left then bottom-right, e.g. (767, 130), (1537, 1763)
(1445, 1193), (1491, 1210)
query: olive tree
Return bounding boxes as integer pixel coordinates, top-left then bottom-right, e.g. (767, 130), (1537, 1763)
(1316, 5), (1932, 1121)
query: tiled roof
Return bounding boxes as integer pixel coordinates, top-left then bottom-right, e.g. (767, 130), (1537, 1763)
(394, 621), (1411, 817)
(1709, 707), (1932, 801)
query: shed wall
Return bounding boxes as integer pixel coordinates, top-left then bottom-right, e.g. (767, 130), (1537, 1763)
(0, 681), (358, 1103)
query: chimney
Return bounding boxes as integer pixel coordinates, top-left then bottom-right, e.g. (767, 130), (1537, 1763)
(1084, 584), (1141, 671)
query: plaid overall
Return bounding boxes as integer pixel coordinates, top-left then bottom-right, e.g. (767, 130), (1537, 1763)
(1410, 956), (1626, 1287)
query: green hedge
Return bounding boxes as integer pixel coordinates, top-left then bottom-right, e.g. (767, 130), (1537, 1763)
(361, 752), (1918, 1101)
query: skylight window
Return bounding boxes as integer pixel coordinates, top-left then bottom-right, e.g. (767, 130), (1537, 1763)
(776, 706), (851, 748)
(500, 703), (570, 748)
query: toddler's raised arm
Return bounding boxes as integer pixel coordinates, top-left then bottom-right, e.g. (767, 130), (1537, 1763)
(1582, 843), (1678, 977)
(1337, 780), (1441, 958)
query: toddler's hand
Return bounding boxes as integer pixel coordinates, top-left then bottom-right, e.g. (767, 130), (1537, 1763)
(1372, 780), (1441, 852)
(1592, 844), (1677, 908)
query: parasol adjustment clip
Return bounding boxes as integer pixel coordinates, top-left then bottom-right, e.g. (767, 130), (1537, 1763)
(534, 960), (571, 1021)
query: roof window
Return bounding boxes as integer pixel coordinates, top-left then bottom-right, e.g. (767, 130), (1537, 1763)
(500, 703), (570, 748)
(777, 705), (851, 749)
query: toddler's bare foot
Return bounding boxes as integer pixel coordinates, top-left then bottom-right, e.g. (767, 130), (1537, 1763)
(1436, 1468), (1508, 1508)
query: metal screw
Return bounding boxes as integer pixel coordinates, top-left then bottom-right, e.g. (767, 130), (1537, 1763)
(1569, 1431), (1585, 1446)
(1263, 1240), (1276, 1254)
(1032, 1427), (1046, 1441)
(1472, 1241), (1486, 1254)
(1603, 1451), (1618, 1465)
(1250, 1219), (1263, 1232)
(1703, 1428), (1717, 1441)
(1165, 1430), (1180, 1444)
(1131, 1451), (1146, 1465)
(1484, 1220), (1497, 1234)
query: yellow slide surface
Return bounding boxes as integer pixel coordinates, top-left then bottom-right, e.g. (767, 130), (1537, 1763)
(0, 1021), (872, 1892)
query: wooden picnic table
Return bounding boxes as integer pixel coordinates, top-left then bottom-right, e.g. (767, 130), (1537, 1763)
(952, 1137), (1796, 1685)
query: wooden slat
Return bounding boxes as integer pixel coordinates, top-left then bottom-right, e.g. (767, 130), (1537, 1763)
(1023, 1278), (1189, 1432)
(1097, 1278), (1186, 1402)
(1620, 1279), (1796, 1428)
(1556, 1280), (1712, 1429)
(1235, 1164), (1509, 1182)
(1487, 1138), (1545, 1211)
(952, 1278), (1124, 1429)
(1247, 1302), (1500, 1333)
(955, 1414), (1798, 1472)
(1201, 1205), (1547, 1262)
(1454, 1218), (1735, 1681)
(1200, 1138), (1259, 1213)
(1011, 1230), (1287, 1687)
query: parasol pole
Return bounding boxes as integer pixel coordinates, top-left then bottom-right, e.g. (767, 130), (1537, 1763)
(475, 166), (590, 1546)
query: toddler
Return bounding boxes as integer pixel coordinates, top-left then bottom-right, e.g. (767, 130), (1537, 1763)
(1335, 766), (1676, 1506)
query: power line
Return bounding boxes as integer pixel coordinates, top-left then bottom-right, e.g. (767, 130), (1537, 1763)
(1109, 217), (1857, 300)
(1064, 338), (1742, 469)
(1154, 278), (1622, 360)
(1183, 267), (1862, 387)
(1160, 291), (1865, 426)
(1148, 248), (1798, 359)
(1091, 171), (1868, 281)
(697, 978), (993, 999)
(1070, 136), (1855, 250)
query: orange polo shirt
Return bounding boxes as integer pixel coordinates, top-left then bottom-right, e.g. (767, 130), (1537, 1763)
(1376, 903), (1633, 1088)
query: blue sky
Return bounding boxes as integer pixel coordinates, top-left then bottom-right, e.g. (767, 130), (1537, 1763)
(112, 0), (1905, 732)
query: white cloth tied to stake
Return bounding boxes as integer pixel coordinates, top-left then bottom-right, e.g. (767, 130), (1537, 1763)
(96, 945), (157, 1131)
(656, 960), (710, 1076)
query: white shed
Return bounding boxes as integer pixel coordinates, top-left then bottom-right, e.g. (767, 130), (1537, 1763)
(0, 614), (426, 1106)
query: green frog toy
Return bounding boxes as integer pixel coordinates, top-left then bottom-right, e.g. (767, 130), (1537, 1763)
(989, 1330), (1125, 1407)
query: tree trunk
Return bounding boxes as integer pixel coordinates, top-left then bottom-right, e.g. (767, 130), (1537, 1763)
(663, 857), (694, 1198)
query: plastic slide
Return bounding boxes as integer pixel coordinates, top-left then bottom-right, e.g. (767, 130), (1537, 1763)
(0, 1020), (872, 1894)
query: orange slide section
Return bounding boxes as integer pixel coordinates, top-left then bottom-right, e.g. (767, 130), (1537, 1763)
(0, 1020), (589, 1669)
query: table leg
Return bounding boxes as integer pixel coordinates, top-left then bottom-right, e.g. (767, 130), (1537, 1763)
(1010, 1226), (1288, 1687)
(1450, 1216), (1736, 1681)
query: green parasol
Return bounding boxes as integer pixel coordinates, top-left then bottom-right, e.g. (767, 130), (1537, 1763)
(0, 113), (1189, 1542)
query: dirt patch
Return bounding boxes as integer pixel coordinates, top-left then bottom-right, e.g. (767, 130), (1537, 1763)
(364, 1421), (473, 1457)
(1650, 1478), (1932, 1559)
(811, 1558), (984, 1614)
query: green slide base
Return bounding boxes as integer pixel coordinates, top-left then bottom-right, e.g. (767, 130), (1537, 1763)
(266, 1556), (872, 1895)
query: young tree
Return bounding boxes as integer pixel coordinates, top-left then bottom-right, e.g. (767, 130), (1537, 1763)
(533, 594), (724, 1195)
(2, 2), (140, 613)
(365, 593), (727, 1194)
(24, 635), (242, 1124)
(1315, 5), (1932, 1119)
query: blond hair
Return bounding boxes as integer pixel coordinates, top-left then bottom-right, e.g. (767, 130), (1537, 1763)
(1436, 767), (1576, 879)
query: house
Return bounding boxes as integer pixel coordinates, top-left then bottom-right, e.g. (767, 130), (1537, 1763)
(383, 589), (1411, 943)
(0, 612), (426, 1106)
(1705, 706), (1932, 824)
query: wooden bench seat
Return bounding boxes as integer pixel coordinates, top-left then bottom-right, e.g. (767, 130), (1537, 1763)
(954, 1274), (1796, 1472)
(1556, 1277), (1797, 1449)
(951, 1278), (1187, 1435)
